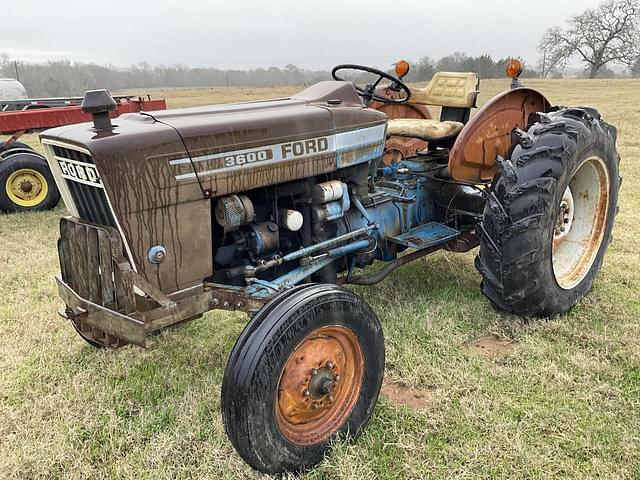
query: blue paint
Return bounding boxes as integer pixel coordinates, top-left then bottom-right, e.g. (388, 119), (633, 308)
(147, 245), (167, 264)
(243, 153), (462, 300)
(328, 239), (372, 258)
(388, 222), (460, 250)
(322, 201), (347, 222)
(246, 256), (336, 298)
(282, 226), (375, 263)
(246, 238), (374, 299)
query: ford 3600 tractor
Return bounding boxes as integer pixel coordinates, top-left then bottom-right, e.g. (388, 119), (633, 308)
(41, 59), (620, 474)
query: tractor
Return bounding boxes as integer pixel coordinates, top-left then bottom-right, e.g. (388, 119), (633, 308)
(40, 59), (620, 474)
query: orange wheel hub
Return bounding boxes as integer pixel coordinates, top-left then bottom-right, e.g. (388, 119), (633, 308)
(275, 325), (364, 446)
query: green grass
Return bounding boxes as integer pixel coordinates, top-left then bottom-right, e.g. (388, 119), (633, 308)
(1, 79), (640, 479)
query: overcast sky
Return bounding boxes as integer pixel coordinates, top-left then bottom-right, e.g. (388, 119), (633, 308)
(2, 0), (604, 70)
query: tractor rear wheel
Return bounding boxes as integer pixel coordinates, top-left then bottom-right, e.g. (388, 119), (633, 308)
(0, 147), (60, 213)
(221, 284), (384, 474)
(476, 107), (620, 318)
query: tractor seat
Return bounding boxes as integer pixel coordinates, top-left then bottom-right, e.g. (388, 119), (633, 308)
(386, 72), (479, 143)
(387, 118), (464, 142)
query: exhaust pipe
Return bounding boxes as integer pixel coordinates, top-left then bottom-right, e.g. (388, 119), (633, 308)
(81, 89), (117, 130)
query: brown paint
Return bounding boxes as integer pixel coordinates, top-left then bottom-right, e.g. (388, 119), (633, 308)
(56, 217), (268, 348)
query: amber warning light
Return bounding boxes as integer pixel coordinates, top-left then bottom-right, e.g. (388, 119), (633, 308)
(506, 58), (523, 79)
(394, 60), (410, 79)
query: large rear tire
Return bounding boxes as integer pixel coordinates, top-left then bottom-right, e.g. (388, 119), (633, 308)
(221, 284), (384, 475)
(476, 107), (620, 318)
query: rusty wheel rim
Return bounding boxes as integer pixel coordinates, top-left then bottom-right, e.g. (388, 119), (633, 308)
(552, 156), (610, 290)
(275, 325), (364, 446)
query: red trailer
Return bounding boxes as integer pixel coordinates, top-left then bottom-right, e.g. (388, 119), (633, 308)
(0, 95), (166, 212)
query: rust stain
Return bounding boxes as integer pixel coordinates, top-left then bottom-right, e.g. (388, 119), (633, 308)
(554, 158), (610, 288)
(449, 88), (551, 183)
(384, 137), (428, 163)
(276, 325), (364, 446)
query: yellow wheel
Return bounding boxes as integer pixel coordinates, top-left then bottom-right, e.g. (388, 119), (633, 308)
(0, 149), (60, 213)
(5, 168), (49, 208)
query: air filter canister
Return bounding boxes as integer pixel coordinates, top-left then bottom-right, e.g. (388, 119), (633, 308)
(215, 194), (255, 231)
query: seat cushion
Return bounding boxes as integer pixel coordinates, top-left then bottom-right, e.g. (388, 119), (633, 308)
(409, 72), (480, 108)
(387, 118), (464, 142)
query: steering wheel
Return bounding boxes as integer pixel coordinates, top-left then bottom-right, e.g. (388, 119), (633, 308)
(332, 64), (411, 106)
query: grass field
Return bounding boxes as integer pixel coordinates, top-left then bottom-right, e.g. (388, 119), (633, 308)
(1, 79), (639, 479)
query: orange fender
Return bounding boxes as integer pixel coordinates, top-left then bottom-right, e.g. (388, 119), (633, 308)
(449, 88), (551, 183)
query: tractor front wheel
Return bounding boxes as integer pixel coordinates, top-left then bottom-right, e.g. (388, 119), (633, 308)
(221, 284), (384, 475)
(476, 107), (620, 318)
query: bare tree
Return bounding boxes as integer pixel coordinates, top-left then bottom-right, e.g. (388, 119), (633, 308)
(633, 55), (640, 76)
(539, 0), (640, 79)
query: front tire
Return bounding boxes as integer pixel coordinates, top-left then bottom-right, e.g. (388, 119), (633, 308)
(476, 107), (620, 318)
(221, 284), (385, 475)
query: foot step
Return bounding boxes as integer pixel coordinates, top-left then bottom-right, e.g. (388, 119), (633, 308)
(387, 222), (459, 250)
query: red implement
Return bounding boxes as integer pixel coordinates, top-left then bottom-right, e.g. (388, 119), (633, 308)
(0, 98), (167, 135)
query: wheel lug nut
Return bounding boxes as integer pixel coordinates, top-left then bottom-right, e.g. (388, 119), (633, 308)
(334, 374), (340, 381)
(328, 395), (334, 402)
(327, 362), (334, 369)
(311, 369), (318, 376)
(303, 389), (310, 397)
(312, 403), (318, 410)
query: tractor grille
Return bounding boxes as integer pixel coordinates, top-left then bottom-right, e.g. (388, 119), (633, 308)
(58, 217), (134, 314)
(52, 145), (116, 227)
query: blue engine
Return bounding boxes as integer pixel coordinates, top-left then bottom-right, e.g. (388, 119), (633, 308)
(211, 154), (484, 299)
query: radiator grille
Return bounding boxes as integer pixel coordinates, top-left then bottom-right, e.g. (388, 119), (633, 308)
(52, 145), (94, 164)
(58, 217), (134, 314)
(52, 145), (116, 227)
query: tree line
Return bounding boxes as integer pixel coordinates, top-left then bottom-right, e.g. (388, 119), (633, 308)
(0, 53), (542, 98)
(0, 56), (332, 97)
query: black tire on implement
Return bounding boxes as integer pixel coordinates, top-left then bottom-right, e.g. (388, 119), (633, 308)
(476, 107), (621, 318)
(0, 147), (60, 212)
(221, 284), (384, 475)
(0, 141), (36, 155)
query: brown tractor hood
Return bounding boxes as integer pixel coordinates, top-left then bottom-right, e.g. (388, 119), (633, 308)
(40, 81), (387, 294)
(41, 81), (388, 207)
